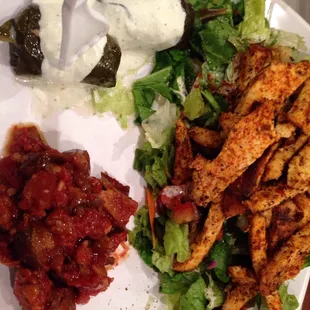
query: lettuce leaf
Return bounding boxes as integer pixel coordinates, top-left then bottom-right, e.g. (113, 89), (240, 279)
(142, 100), (177, 148)
(92, 80), (135, 128)
(128, 207), (153, 266)
(166, 293), (182, 310)
(133, 67), (173, 122)
(238, 0), (270, 42)
(303, 255), (310, 269)
(208, 238), (232, 283)
(164, 220), (190, 263)
(134, 141), (174, 191)
(266, 28), (307, 51)
(152, 245), (174, 275)
(180, 277), (207, 310)
(204, 273), (225, 310)
(184, 88), (205, 121)
(160, 272), (200, 295)
(279, 284), (299, 310)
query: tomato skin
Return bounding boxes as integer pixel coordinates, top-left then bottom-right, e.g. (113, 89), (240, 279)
(173, 202), (200, 225)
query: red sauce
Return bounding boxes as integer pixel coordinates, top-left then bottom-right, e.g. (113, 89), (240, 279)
(0, 124), (138, 309)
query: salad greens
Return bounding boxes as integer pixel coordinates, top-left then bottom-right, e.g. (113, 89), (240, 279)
(129, 0), (310, 309)
(279, 284), (299, 310)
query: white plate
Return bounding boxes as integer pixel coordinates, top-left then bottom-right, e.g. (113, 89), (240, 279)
(0, 1), (309, 309)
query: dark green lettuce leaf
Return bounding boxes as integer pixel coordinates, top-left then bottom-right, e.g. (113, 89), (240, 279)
(208, 236), (233, 283)
(160, 272), (200, 295)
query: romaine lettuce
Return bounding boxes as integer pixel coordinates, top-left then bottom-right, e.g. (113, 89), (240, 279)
(92, 80), (135, 128)
(238, 0), (270, 42)
(142, 100), (177, 148)
(279, 284), (299, 310)
(164, 220), (190, 263)
(204, 273), (225, 310)
(179, 277), (207, 310)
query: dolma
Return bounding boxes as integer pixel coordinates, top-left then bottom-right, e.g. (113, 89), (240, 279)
(0, 4), (121, 88)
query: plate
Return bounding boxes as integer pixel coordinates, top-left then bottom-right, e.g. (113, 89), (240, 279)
(0, 1), (309, 309)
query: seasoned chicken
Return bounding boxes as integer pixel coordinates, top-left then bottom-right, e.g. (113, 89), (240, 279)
(245, 184), (305, 213)
(173, 120), (193, 185)
(222, 188), (246, 219)
(275, 122), (296, 139)
(266, 291), (283, 310)
(287, 142), (310, 189)
(191, 100), (278, 206)
(293, 194), (310, 228)
(228, 266), (257, 286)
(234, 142), (281, 197)
(188, 126), (223, 149)
(222, 284), (259, 310)
(260, 222), (310, 296)
(249, 214), (268, 277)
(173, 200), (224, 272)
(237, 44), (272, 92)
(219, 112), (241, 137)
(288, 79), (310, 134)
(268, 200), (300, 252)
(264, 134), (309, 182)
(236, 61), (310, 116)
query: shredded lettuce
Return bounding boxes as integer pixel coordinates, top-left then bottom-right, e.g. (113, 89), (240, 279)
(92, 80), (135, 128)
(142, 101), (177, 148)
(204, 273), (225, 310)
(179, 277), (207, 310)
(279, 284), (299, 310)
(266, 28), (307, 51)
(164, 220), (190, 263)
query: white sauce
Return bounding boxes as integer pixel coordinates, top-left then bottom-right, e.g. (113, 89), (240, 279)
(93, 0), (186, 51)
(31, 0), (186, 117)
(33, 0), (107, 84)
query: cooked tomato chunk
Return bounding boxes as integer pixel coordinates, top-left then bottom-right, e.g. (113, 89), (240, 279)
(47, 288), (76, 310)
(14, 268), (53, 310)
(45, 209), (78, 249)
(0, 194), (18, 230)
(8, 125), (49, 154)
(19, 171), (57, 217)
(73, 207), (112, 240)
(173, 202), (200, 224)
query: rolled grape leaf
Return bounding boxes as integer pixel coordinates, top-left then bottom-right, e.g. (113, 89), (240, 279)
(9, 4), (44, 76)
(175, 0), (195, 49)
(1, 4), (120, 87)
(83, 34), (121, 87)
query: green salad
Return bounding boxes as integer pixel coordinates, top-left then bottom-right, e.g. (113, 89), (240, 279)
(126, 0), (310, 309)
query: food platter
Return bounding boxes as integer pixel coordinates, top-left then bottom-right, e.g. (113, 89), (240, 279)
(0, 0), (309, 309)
